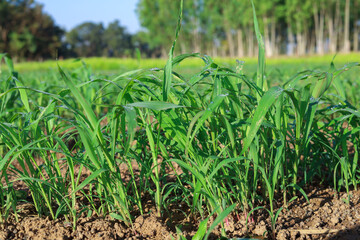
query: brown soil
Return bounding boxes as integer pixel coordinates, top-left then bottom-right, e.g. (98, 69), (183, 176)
(1, 188), (360, 240)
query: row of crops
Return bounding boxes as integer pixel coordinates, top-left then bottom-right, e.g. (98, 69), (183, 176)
(1, 3), (360, 239)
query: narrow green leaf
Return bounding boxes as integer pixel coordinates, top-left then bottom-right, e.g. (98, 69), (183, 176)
(127, 101), (184, 111)
(109, 213), (125, 222)
(251, 0), (266, 97)
(187, 94), (227, 146)
(192, 218), (208, 240)
(204, 204), (236, 240)
(287, 184), (309, 203)
(72, 168), (107, 194)
(241, 87), (283, 155)
(58, 64), (98, 130)
(312, 73), (333, 99)
(163, 0), (183, 101)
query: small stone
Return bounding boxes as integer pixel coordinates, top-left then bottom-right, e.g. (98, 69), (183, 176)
(330, 216), (339, 225)
(253, 220), (267, 237)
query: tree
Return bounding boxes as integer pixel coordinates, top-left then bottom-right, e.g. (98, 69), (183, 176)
(136, 0), (180, 57)
(326, 0), (341, 53)
(66, 22), (105, 57)
(343, 0), (351, 52)
(103, 20), (133, 57)
(0, 0), (64, 60)
(353, 0), (360, 51)
(285, 0), (313, 55)
(313, 0), (326, 54)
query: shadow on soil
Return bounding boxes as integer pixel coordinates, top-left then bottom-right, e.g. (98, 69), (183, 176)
(327, 225), (360, 240)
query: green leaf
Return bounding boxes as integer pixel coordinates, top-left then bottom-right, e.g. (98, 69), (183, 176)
(312, 73), (333, 99)
(241, 87), (283, 155)
(127, 101), (184, 111)
(163, 0), (183, 102)
(192, 218), (208, 240)
(251, 0), (266, 98)
(204, 204), (236, 239)
(58, 64), (98, 130)
(109, 213), (125, 222)
(72, 168), (107, 193)
(187, 94), (228, 146)
(287, 184), (309, 203)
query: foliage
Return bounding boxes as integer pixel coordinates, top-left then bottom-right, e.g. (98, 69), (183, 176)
(66, 20), (133, 58)
(2, 0), (360, 59)
(0, 0), (64, 61)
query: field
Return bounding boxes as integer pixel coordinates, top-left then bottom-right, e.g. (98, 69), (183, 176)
(1, 51), (360, 239)
(1, 12), (360, 238)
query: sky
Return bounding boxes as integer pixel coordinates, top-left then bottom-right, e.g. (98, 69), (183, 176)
(36, 0), (141, 34)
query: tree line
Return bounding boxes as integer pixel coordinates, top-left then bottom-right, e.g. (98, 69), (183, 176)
(0, 0), (147, 61)
(1, 0), (359, 61)
(137, 0), (360, 57)
(0, 0), (63, 61)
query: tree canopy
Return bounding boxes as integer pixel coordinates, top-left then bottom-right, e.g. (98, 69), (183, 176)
(0, 0), (63, 60)
(137, 0), (360, 57)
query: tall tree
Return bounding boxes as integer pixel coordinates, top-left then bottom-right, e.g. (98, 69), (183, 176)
(103, 20), (133, 57)
(66, 22), (105, 57)
(227, 0), (253, 58)
(255, 0), (283, 57)
(285, 0), (312, 55)
(313, 0), (325, 54)
(326, 0), (341, 53)
(137, 0), (180, 57)
(0, 0), (63, 60)
(352, 0), (359, 51)
(343, 0), (351, 52)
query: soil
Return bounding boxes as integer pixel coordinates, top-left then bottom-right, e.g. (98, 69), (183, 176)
(1, 187), (360, 240)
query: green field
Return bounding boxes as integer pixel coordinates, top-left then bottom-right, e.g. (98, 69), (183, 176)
(1, 50), (359, 237)
(1, 10), (360, 235)
(7, 52), (360, 73)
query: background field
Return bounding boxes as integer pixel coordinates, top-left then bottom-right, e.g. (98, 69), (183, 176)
(9, 53), (360, 72)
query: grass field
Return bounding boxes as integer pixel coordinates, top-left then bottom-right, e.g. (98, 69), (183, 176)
(1, 8), (360, 239)
(6, 52), (360, 71)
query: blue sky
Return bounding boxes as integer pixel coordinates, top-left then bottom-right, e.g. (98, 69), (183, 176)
(36, 0), (141, 34)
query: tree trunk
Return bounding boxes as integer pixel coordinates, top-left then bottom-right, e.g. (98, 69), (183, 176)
(354, 26), (359, 52)
(303, 28), (309, 54)
(161, 47), (167, 58)
(270, 16), (277, 55)
(296, 21), (306, 55)
(220, 43), (226, 57)
(0, 27), (9, 50)
(327, 10), (335, 53)
(211, 41), (218, 57)
(263, 17), (273, 57)
(353, 1), (359, 51)
(236, 29), (244, 57)
(309, 29), (316, 54)
(334, 0), (341, 52)
(287, 22), (295, 55)
(192, 28), (201, 53)
(343, 0), (350, 53)
(313, 3), (325, 54)
(224, 21), (235, 57)
(247, 27), (254, 57)
(180, 42), (187, 54)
